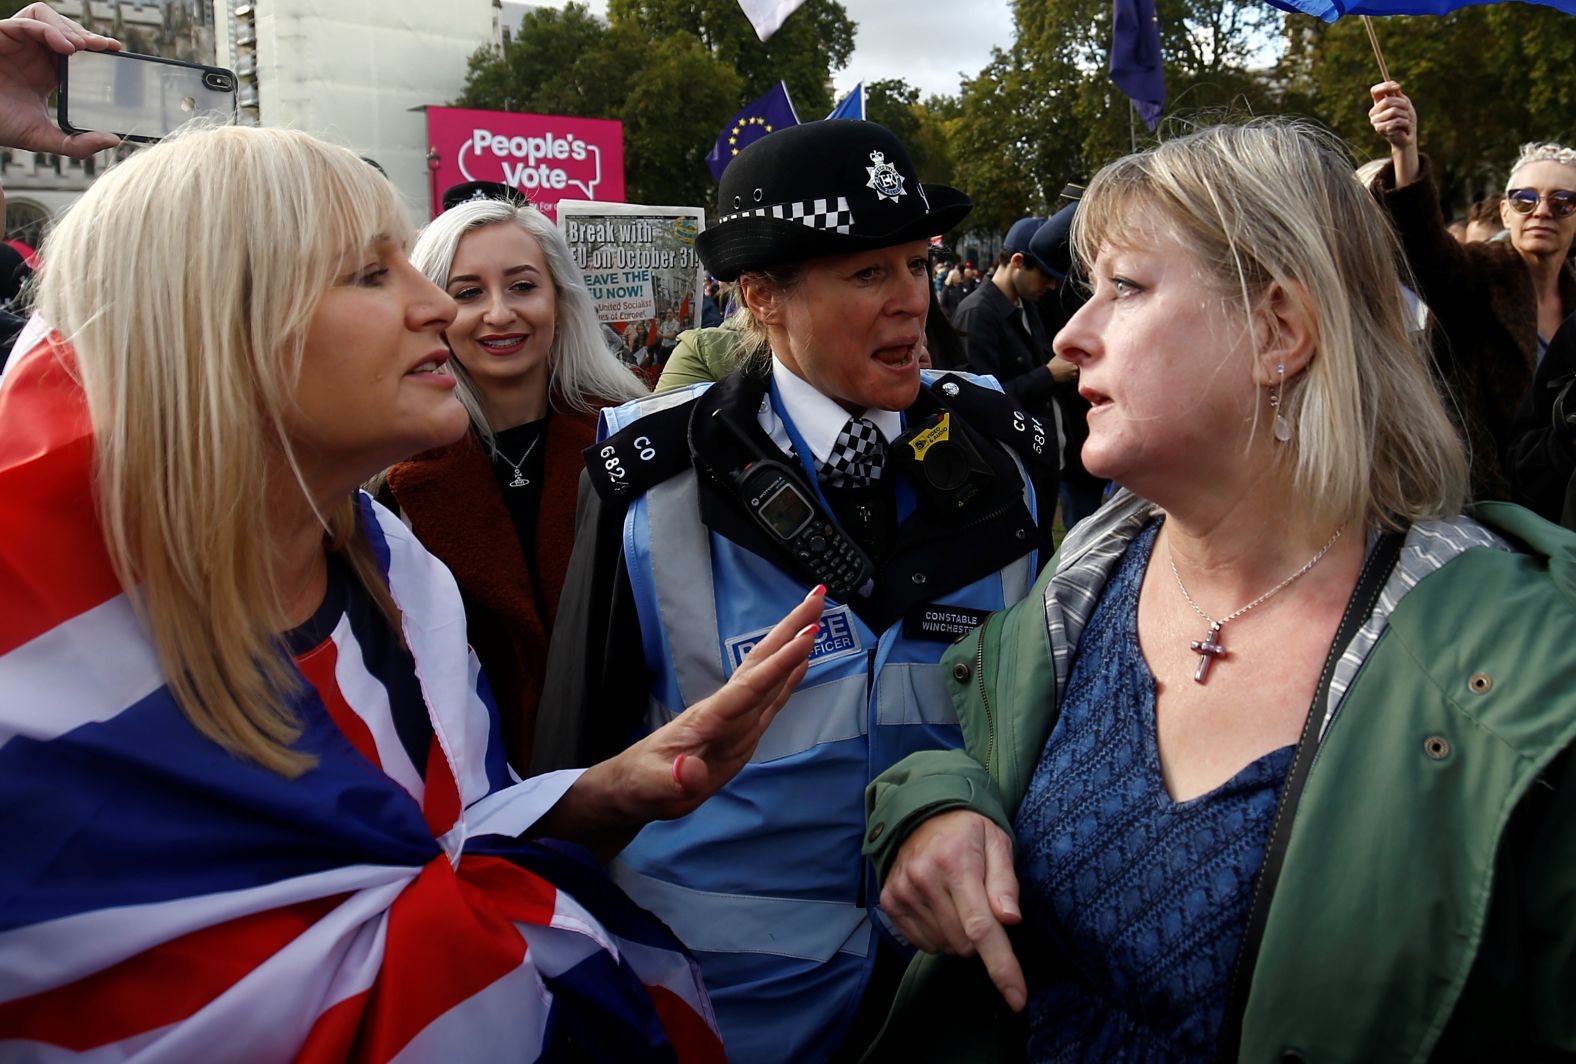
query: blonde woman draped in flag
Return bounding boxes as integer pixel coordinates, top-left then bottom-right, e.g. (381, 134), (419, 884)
(0, 8), (823, 1061)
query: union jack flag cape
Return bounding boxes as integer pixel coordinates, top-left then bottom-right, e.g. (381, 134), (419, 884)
(0, 329), (725, 1063)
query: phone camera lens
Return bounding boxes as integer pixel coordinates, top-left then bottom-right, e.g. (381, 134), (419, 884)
(205, 72), (234, 90)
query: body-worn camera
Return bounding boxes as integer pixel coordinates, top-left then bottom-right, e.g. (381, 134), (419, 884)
(891, 412), (998, 517)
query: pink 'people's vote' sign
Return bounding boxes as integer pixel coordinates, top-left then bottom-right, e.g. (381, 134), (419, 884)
(424, 106), (626, 219)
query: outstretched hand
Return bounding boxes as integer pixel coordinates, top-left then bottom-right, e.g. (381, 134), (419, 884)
(535, 585), (826, 852)
(0, 4), (122, 157)
(880, 808), (1027, 1012)
(607, 584), (825, 820)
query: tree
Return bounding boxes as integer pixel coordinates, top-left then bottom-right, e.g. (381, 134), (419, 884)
(457, 5), (630, 120)
(607, 0), (855, 116)
(940, 0), (1287, 237)
(617, 33), (742, 206)
(455, 4), (742, 208)
(1281, 6), (1576, 212)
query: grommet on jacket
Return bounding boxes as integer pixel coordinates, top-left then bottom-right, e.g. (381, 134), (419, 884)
(1469, 672), (1493, 693)
(951, 662), (972, 683)
(1424, 735), (1451, 760)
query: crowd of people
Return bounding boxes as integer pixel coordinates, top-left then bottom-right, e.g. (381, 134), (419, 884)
(2, 3), (1575, 1062)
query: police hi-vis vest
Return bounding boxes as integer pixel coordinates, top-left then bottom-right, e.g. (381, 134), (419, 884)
(600, 375), (1044, 1064)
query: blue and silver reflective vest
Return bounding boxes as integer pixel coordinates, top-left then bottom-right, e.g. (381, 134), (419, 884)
(601, 373), (1045, 1063)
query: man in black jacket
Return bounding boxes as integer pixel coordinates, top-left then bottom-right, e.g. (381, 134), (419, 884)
(952, 216), (1074, 495)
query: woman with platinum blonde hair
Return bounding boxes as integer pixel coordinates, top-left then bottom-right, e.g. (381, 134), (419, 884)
(1369, 81), (1576, 501)
(0, 11), (822, 1057)
(863, 120), (1576, 1062)
(381, 197), (645, 769)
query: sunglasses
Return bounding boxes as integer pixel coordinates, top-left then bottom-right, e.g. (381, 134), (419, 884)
(1504, 188), (1576, 217)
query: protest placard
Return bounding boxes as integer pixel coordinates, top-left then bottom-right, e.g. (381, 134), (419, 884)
(557, 201), (705, 387)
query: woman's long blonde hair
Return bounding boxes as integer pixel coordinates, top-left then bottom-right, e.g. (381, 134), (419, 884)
(36, 125), (412, 776)
(1073, 119), (1469, 529)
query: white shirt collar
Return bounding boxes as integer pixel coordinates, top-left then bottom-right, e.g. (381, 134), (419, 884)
(763, 355), (904, 464)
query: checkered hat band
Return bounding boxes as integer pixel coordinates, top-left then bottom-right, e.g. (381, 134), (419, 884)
(718, 196), (855, 235)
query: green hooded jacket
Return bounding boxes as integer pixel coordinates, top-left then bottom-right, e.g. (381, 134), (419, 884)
(863, 499), (1576, 1063)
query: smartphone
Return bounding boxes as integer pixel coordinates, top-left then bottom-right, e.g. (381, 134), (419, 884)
(57, 50), (237, 144)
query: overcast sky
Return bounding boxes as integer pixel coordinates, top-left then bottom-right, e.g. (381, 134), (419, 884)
(829, 0), (1016, 100)
(528, 0), (1018, 100)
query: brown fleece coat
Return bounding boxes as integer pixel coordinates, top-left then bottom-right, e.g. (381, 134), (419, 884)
(1374, 157), (1576, 500)
(384, 409), (598, 769)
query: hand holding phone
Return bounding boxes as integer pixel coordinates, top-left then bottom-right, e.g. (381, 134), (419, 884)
(57, 50), (237, 143)
(0, 4), (122, 157)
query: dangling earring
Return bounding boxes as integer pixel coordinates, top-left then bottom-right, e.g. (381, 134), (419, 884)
(1269, 362), (1293, 443)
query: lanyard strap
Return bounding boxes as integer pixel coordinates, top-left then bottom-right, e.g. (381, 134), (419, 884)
(767, 378), (836, 514)
(766, 377), (919, 523)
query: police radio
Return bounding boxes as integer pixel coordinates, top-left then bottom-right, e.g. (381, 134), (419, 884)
(710, 411), (874, 598)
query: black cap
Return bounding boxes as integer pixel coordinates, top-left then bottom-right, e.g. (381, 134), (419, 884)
(1028, 202), (1077, 282)
(696, 120), (971, 281)
(441, 180), (529, 213)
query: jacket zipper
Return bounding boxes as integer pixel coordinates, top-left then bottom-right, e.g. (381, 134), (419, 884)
(975, 626), (995, 776)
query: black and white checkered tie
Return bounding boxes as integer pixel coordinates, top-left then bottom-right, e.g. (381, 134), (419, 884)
(819, 417), (887, 489)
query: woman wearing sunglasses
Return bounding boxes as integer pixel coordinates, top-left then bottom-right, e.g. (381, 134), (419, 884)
(1368, 80), (1576, 502)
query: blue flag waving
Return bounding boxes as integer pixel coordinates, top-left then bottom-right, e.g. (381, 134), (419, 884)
(1110, 0), (1166, 131)
(1261, 0), (1575, 18)
(707, 82), (800, 181)
(826, 83), (866, 120)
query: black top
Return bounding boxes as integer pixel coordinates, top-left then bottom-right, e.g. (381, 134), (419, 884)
(1507, 310), (1576, 526)
(487, 417), (549, 569)
(0, 309), (26, 371)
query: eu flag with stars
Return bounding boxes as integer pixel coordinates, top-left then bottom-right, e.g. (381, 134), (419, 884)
(706, 82), (800, 181)
(1110, 0), (1166, 131)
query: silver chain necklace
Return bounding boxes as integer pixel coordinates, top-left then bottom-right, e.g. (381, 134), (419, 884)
(1168, 524), (1345, 684)
(495, 432), (543, 489)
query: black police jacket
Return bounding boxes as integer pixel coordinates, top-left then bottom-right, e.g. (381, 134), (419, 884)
(530, 366), (1060, 775)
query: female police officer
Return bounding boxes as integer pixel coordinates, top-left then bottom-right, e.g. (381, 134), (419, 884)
(534, 120), (1059, 1063)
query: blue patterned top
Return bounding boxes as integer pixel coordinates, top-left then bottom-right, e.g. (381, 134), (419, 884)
(1012, 520), (1294, 1062)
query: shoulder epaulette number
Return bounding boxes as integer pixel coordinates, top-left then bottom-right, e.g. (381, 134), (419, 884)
(582, 397), (697, 503)
(929, 373), (1056, 467)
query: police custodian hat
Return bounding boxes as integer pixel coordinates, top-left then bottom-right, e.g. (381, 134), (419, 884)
(696, 120), (971, 281)
(440, 180), (529, 213)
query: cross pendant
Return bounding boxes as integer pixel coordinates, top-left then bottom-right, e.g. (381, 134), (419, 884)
(509, 471), (529, 488)
(1189, 622), (1226, 684)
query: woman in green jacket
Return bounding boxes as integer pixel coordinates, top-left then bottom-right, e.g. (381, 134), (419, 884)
(863, 120), (1576, 1062)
